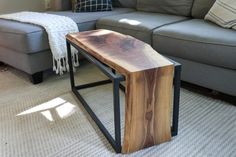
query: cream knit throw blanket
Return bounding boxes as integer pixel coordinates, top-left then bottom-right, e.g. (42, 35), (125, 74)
(0, 12), (79, 74)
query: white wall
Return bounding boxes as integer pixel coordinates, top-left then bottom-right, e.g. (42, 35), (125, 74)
(0, 0), (45, 14)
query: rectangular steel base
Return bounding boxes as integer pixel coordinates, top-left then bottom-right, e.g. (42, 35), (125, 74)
(66, 40), (181, 153)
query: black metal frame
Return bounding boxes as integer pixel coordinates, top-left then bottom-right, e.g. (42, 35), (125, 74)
(170, 59), (182, 136)
(66, 40), (181, 153)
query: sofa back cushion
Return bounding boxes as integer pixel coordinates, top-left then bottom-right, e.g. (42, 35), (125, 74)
(191, 0), (216, 19)
(137, 0), (194, 16)
(51, 0), (72, 11)
(112, 0), (137, 8)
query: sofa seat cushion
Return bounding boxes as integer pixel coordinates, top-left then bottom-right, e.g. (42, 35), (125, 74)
(0, 8), (134, 54)
(96, 12), (188, 44)
(153, 19), (236, 70)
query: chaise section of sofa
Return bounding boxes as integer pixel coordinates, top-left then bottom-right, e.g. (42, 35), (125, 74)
(0, 8), (134, 83)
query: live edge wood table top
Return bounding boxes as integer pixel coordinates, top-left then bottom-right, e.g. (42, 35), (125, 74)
(66, 29), (175, 154)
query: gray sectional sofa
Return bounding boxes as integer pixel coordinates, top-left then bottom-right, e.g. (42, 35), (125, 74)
(0, 0), (236, 96)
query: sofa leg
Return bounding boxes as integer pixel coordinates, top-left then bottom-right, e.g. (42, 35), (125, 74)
(30, 71), (43, 84)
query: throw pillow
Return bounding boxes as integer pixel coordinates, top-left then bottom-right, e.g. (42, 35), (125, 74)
(137, 0), (195, 17)
(205, 0), (236, 29)
(74, 0), (113, 12)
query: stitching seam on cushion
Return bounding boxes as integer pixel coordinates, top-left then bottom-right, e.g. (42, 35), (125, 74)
(96, 23), (151, 32)
(97, 17), (189, 33)
(154, 33), (236, 47)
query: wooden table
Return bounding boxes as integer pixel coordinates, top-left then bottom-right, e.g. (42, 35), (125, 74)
(66, 29), (181, 154)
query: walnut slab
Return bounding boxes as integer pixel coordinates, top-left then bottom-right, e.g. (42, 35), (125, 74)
(66, 29), (174, 153)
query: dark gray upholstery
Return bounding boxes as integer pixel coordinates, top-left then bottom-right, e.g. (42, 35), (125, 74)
(113, 0), (137, 8)
(0, 47), (52, 74)
(0, 8), (134, 54)
(153, 19), (236, 70)
(191, 0), (216, 19)
(137, 0), (194, 16)
(97, 12), (188, 44)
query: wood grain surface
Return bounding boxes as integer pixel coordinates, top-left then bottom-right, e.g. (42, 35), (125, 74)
(66, 29), (174, 153)
(66, 29), (172, 73)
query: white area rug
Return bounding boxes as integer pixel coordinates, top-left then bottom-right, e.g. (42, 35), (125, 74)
(0, 63), (235, 157)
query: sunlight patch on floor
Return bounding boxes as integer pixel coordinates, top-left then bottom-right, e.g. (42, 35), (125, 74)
(56, 102), (76, 119)
(17, 97), (77, 121)
(41, 110), (54, 121)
